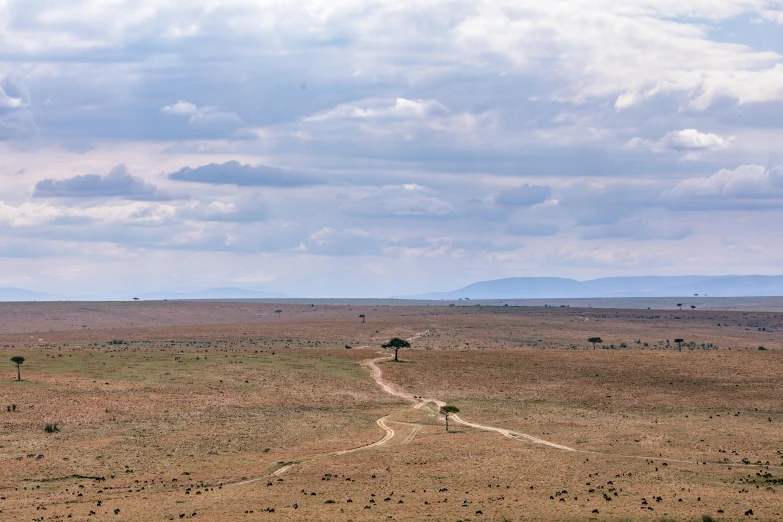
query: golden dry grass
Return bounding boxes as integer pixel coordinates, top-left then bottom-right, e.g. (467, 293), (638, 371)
(0, 302), (781, 521)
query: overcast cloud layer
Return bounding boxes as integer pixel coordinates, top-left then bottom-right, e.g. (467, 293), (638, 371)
(1, 0), (783, 297)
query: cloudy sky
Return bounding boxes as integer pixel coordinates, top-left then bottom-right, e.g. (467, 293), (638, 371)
(1, 0), (783, 297)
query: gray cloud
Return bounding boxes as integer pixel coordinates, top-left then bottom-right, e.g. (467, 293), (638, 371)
(304, 228), (385, 256)
(449, 239), (519, 252)
(0, 74), (36, 140)
(495, 185), (552, 207)
(33, 165), (177, 201)
(341, 184), (454, 218)
(559, 182), (661, 226)
(168, 161), (323, 187)
(387, 236), (432, 248)
(579, 219), (692, 241)
(506, 222), (559, 237)
(178, 195), (271, 223)
(0, 238), (81, 258)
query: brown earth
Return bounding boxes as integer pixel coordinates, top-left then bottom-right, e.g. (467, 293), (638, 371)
(0, 302), (782, 521)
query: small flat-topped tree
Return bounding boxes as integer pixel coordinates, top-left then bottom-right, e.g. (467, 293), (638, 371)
(382, 337), (410, 362)
(440, 405), (459, 432)
(588, 337), (602, 350)
(11, 356), (24, 381)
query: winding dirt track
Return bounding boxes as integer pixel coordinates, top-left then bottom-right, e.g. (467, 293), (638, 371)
(362, 347), (783, 469)
(364, 328), (575, 451)
(364, 354), (576, 452)
(334, 416), (394, 456)
(231, 416), (395, 486)
(230, 330), (779, 485)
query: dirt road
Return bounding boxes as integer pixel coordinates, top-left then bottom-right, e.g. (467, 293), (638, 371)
(364, 353), (576, 452)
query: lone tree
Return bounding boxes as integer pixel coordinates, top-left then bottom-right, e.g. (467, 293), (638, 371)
(275, 309), (282, 317)
(674, 338), (684, 351)
(359, 314), (365, 323)
(10, 356), (24, 381)
(382, 337), (411, 362)
(588, 337), (603, 350)
(441, 405), (459, 432)
(677, 303), (682, 310)
(690, 305), (696, 310)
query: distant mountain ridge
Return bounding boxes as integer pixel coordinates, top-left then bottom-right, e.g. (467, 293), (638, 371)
(0, 287), (58, 301)
(411, 276), (783, 299)
(4, 278), (783, 301)
(135, 287), (290, 300)
(0, 287), (289, 302)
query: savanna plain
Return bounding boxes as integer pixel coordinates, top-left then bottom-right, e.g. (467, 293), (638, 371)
(1, 301), (782, 521)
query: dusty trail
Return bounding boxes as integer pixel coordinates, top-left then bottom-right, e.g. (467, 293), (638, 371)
(364, 354), (576, 452)
(364, 328), (576, 450)
(230, 416), (396, 486)
(228, 334), (433, 484)
(403, 424), (422, 444)
(231, 328), (780, 486)
(334, 416), (394, 456)
(363, 346), (783, 469)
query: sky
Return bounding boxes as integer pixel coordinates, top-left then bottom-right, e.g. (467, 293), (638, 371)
(1, 0), (783, 297)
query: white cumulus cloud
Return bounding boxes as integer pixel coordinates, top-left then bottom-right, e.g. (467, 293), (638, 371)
(161, 100), (243, 128)
(161, 100), (199, 116)
(304, 98), (450, 122)
(668, 163), (783, 206)
(625, 129), (734, 158)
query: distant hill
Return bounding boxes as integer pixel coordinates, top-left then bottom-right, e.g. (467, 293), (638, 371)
(411, 276), (783, 299)
(0, 287), (59, 301)
(135, 287), (291, 300)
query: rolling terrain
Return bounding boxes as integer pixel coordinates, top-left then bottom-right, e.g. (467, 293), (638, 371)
(1, 302), (782, 520)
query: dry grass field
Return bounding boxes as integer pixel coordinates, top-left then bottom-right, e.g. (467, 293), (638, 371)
(1, 301), (782, 521)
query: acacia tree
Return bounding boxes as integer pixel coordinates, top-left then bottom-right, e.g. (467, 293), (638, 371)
(382, 337), (410, 362)
(10, 356), (24, 381)
(359, 314), (365, 323)
(588, 337), (602, 350)
(275, 309), (282, 317)
(674, 338), (684, 351)
(440, 405), (460, 432)
(677, 303), (683, 310)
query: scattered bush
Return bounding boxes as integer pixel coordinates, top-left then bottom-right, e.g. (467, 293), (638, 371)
(44, 423), (59, 433)
(759, 346), (768, 351)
